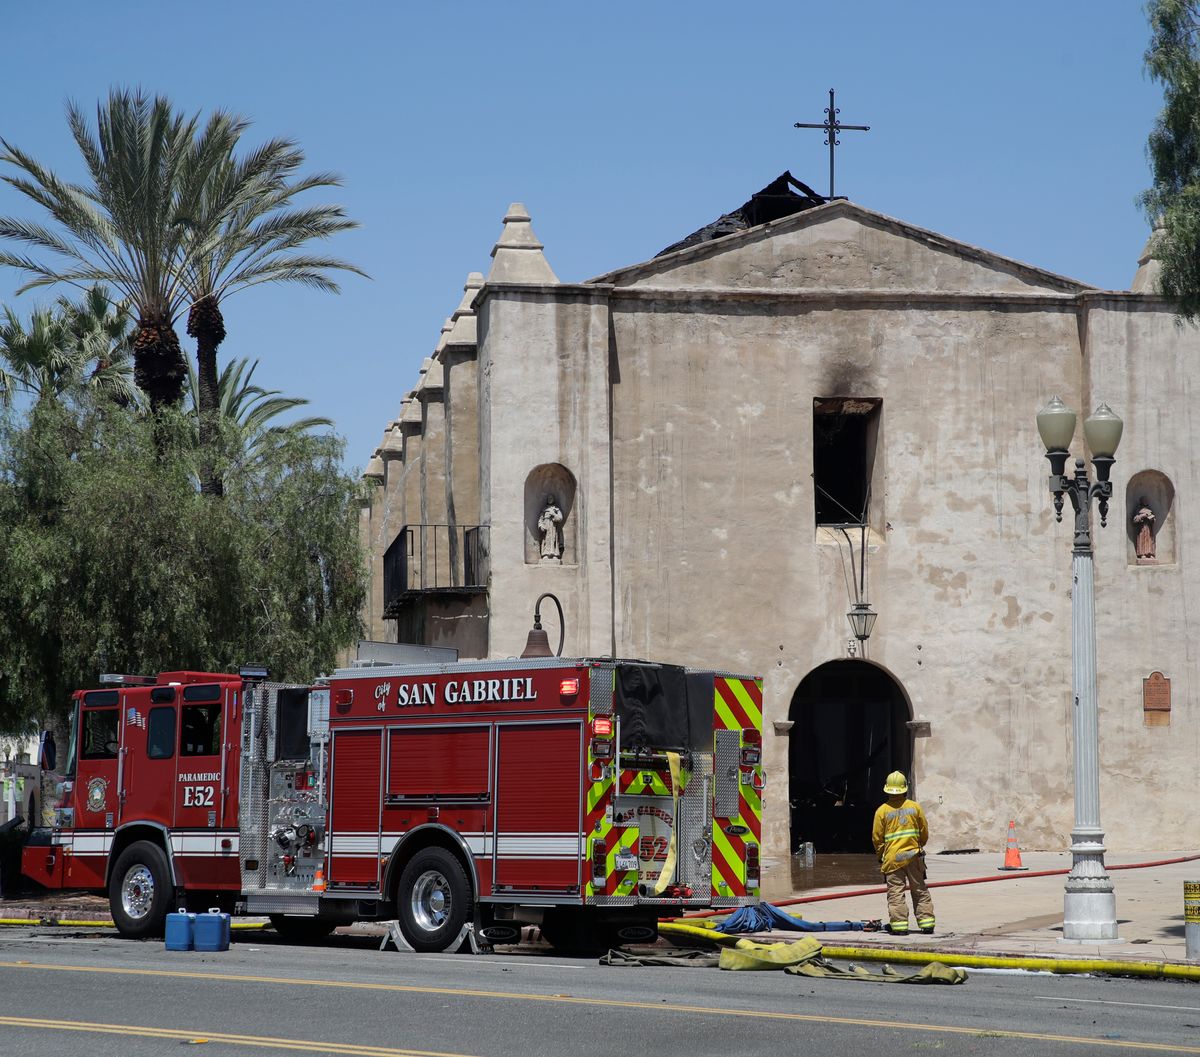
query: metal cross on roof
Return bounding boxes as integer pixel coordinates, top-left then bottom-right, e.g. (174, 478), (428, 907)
(793, 89), (870, 200)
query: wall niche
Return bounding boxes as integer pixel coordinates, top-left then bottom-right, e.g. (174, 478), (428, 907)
(1125, 470), (1176, 566)
(524, 463), (577, 565)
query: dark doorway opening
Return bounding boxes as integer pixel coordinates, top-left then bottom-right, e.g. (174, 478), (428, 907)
(788, 660), (912, 854)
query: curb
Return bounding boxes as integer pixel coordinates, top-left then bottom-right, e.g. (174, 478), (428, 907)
(0, 916), (268, 931)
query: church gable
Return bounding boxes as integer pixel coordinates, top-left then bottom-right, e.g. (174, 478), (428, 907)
(594, 201), (1094, 296)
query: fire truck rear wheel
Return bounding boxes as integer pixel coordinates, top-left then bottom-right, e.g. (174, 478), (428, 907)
(109, 840), (171, 939)
(396, 847), (470, 952)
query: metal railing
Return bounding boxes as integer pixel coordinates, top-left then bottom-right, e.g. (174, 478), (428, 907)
(383, 524), (488, 610)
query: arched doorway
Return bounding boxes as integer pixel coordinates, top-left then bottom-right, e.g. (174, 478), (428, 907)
(788, 660), (912, 854)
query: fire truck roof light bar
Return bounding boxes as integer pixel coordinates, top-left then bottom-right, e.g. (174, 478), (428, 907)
(238, 664), (271, 681)
(98, 673), (156, 686)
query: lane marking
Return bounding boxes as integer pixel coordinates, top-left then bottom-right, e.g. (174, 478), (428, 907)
(1036, 996), (1200, 1014)
(3, 961), (1199, 1054)
(0, 1016), (477, 1057)
(418, 956), (585, 971)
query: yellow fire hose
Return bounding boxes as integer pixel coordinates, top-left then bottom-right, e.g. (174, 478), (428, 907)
(657, 921), (1200, 981)
(652, 751), (682, 895)
(820, 943), (1200, 982)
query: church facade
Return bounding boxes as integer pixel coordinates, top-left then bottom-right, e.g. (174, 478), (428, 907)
(360, 179), (1197, 875)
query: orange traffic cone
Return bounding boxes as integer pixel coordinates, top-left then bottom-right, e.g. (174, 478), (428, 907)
(998, 820), (1028, 871)
(312, 865), (326, 892)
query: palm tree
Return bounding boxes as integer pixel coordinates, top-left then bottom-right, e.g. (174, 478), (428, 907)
(0, 88), (240, 409)
(0, 303), (70, 406)
(185, 355), (332, 481)
(58, 284), (139, 407)
(181, 136), (364, 494)
(0, 285), (137, 407)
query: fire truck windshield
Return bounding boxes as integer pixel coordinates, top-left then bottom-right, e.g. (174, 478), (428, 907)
(62, 702), (79, 777)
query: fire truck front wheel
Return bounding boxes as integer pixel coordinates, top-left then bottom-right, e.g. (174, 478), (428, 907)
(396, 847), (470, 952)
(109, 841), (171, 938)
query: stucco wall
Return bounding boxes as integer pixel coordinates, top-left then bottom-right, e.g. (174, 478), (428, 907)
(443, 347), (480, 528)
(477, 289), (613, 659)
(604, 286), (1095, 861)
(611, 209), (1083, 296)
(1082, 299), (1200, 850)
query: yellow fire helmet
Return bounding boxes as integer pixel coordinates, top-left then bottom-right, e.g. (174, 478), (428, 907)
(883, 771), (909, 795)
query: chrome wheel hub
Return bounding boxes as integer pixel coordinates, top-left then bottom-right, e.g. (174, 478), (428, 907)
(121, 864), (155, 920)
(411, 869), (451, 932)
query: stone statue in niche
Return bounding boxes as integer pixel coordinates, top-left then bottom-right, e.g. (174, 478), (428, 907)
(1133, 497), (1156, 562)
(537, 495), (564, 562)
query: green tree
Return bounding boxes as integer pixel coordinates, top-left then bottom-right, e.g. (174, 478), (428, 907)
(1144, 0), (1200, 318)
(0, 88), (240, 408)
(0, 395), (365, 736)
(181, 136), (364, 495)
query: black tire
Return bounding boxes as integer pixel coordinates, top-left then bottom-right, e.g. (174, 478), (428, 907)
(396, 846), (471, 952)
(108, 840), (172, 939)
(269, 915), (337, 943)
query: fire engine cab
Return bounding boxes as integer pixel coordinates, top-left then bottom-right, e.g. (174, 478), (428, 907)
(23, 656), (764, 951)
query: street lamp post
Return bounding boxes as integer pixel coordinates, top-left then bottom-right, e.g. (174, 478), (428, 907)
(1036, 395), (1123, 942)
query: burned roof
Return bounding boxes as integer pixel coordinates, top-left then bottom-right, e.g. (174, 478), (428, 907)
(655, 172), (826, 258)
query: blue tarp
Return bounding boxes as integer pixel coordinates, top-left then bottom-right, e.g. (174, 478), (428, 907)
(716, 902), (867, 934)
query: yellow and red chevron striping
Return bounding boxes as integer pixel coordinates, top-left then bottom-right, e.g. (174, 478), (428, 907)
(715, 676), (762, 732)
(711, 825), (746, 896)
(604, 824), (635, 895)
(742, 782), (762, 842)
(618, 768), (672, 796)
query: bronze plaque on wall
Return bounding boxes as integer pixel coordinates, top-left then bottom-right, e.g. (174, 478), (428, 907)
(1143, 672), (1171, 710)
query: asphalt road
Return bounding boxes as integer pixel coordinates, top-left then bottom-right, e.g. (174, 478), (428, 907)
(1, 926), (1199, 1057)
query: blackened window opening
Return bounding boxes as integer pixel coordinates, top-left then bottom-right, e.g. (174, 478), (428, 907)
(814, 398), (880, 526)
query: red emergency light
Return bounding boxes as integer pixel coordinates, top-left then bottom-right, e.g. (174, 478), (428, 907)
(559, 678), (580, 698)
(591, 716), (613, 737)
(591, 839), (607, 882)
(746, 843), (760, 886)
(741, 727), (762, 766)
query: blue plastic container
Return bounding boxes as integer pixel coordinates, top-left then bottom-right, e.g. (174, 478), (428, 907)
(164, 912), (195, 951)
(194, 909), (231, 952)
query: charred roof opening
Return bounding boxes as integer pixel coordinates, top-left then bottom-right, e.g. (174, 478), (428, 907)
(656, 171), (826, 258)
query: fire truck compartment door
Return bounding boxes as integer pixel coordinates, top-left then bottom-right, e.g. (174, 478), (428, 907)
(493, 722), (582, 892)
(122, 687), (176, 829)
(329, 728), (383, 889)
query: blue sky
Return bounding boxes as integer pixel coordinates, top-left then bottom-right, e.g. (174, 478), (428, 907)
(0, 2), (1164, 469)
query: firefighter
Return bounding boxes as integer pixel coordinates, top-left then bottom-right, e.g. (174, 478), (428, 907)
(871, 771), (935, 935)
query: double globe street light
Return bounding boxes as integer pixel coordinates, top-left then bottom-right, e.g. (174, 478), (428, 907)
(1036, 396), (1123, 942)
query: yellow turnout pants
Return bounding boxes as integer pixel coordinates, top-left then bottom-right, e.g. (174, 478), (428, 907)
(885, 855), (935, 932)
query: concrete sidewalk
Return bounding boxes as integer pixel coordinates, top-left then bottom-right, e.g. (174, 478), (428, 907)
(759, 849), (1199, 967)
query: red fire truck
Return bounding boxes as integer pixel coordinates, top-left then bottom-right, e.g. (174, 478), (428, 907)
(22, 656), (764, 951)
